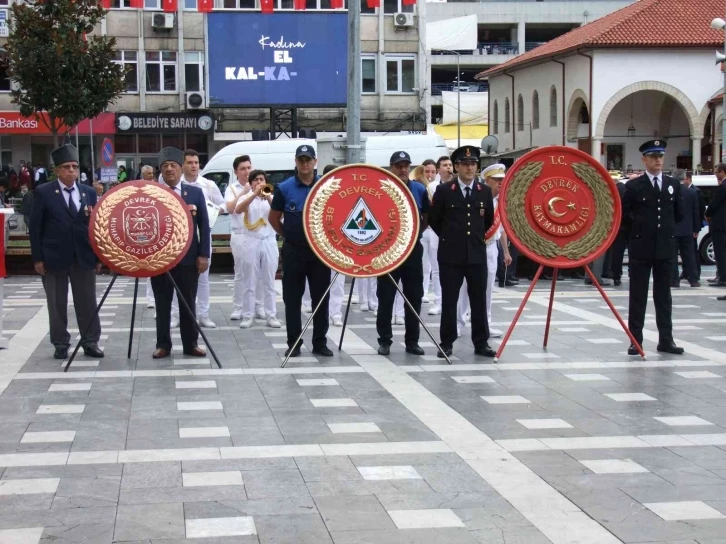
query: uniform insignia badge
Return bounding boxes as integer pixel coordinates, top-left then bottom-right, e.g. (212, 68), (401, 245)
(55, 189), (60, 194)
(465, 148), (471, 157)
(668, 185), (673, 194)
(189, 204), (197, 216)
(480, 201), (483, 207)
(480, 209), (485, 216)
(290, 203), (296, 211)
(654, 140), (660, 146)
(302, 146), (308, 151)
(400, 152), (406, 158)
(183, 191), (188, 196)
(451, 184), (456, 191)
(476, 184), (481, 191)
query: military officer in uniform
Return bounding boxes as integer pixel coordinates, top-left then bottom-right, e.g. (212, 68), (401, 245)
(429, 145), (495, 358)
(622, 140), (684, 355)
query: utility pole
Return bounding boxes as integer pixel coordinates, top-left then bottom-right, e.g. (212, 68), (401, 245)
(346, 0), (362, 164)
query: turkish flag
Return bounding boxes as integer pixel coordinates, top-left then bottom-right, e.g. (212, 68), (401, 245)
(100, 0), (111, 8)
(293, 0), (306, 10)
(366, 0), (380, 8)
(163, 0), (178, 12)
(260, 0), (274, 13)
(129, 0), (144, 7)
(330, 0), (343, 8)
(198, 0), (214, 12)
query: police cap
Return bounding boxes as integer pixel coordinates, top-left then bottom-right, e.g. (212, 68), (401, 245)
(390, 151), (412, 165)
(639, 139), (667, 156)
(451, 145), (480, 164)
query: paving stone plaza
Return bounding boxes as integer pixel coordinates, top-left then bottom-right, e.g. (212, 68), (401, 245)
(3, 271), (726, 543)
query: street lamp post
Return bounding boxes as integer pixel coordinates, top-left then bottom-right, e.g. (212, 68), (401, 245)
(711, 18), (726, 164)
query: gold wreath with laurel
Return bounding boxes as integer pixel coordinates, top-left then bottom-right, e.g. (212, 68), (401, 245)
(306, 176), (414, 273)
(505, 161), (614, 261)
(93, 184), (190, 273)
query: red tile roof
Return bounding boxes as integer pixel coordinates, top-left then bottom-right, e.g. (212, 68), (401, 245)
(477, 0), (726, 79)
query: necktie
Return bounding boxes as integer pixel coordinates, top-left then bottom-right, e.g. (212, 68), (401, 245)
(465, 186), (471, 201)
(64, 187), (78, 216)
(653, 177), (659, 191)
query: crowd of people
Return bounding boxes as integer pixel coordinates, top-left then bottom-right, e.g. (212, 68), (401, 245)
(26, 137), (694, 361)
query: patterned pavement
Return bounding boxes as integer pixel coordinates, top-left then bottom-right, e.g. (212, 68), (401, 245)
(2, 269), (726, 543)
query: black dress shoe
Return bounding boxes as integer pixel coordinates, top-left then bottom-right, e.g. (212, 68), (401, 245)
(437, 346), (453, 358)
(377, 344), (391, 356)
(498, 280), (505, 288)
(474, 344), (496, 357)
(613, 278), (622, 286)
(312, 345), (334, 357)
(715, 282), (726, 287)
(657, 341), (684, 355)
(627, 344), (640, 356)
(54, 347), (69, 360)
(718, 295), (726, 301)
(285, 345), (301, 358)
(405, 344), (424, 355)
(82, 345), (104, 358)
(708, 277), (721, 283)
(690, 281), (701, 287)
(504, 279), (518, 286)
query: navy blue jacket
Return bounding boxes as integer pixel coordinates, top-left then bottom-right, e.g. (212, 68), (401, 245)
(674, 184), (700, 238)
(175, 182), (211, 266)
(30, 181), (98, 270)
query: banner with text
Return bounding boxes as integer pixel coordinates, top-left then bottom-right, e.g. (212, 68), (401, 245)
(207, 12), (348, 107)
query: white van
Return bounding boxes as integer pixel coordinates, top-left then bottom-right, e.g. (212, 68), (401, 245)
(364, 133), (448, 167)
(691, 175), (718, 264)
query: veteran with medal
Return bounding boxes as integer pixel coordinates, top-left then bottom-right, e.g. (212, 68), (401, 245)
(30, 144), (103, 360)
(150, 147), (211, 359)
(429, 145), (496, 358)
(622, 139), (684, 355)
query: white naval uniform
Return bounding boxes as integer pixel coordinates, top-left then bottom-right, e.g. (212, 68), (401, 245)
(171, 175), (225, 319)
(303, 273), (345, 319)
(356, 277), (378, 311)
(457, 195), (501, 331)
(239, 195), (278, 319)
(422, 180), (442, 306)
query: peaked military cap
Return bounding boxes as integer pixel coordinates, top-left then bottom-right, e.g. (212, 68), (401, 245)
(639, 139), (667, 156)
(452, 145), (480, 163)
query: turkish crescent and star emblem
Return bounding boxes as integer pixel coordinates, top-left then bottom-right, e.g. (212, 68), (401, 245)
(303, 165), (420, 277)
(89, 180), (193, 278)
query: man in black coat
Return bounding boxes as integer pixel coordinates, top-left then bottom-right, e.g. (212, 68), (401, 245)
(610, 176), (628, 286)
(671, 169), (701, 288)
(707, 164), (726, 300)
(622, 140), (684, 355)
(429, 145), (495, 358)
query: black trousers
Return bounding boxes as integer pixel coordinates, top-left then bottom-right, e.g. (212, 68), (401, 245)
(281, 243), (331, 349)
(376, 242), (423, 347)
(712, 230), (726, 282)
(610, 230), (629, 280)
(694, 238), (701, 277)
(440, 261), (489, 349)
(151, 264), (199, 351)
(673, 235), (698, 283)
(628, 257), (673, 346)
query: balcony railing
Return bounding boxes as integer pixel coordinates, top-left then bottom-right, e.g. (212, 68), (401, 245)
(525, 41), (547, 51)
(431, 82), (489, 96)
(431, 43), (520, 56)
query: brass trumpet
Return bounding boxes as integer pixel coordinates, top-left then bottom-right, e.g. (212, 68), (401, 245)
(261, 183), (274, 196)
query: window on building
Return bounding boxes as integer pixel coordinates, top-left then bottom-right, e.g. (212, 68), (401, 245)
(385, 55), (415, 94)
(0, 64), (10, 93)
(361, 0), (375, 14)
(384, 0), (413, 14)
(362, 55), (376, 94)
(0, 136), (11, 169)
(0, 0), (10, 5)
(146, 51), (177, 93)
(144, 0), (161, 8)
(504, 98), (510, 133)
(111, 0), (134, 7)
(550, 85), (557, 127)
(184, 0), (198, 8)
(185, 51), (204, 93)
(492, 100), (499, 135)
(517, 94), (524, 132)
(221, 0), (353, 8)
(113, 50), (138, 93)
(532, 91), (540, 130)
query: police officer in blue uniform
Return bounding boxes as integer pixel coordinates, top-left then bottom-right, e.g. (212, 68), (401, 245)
(269, 145), (333, 358)
(429, 145), (496, 359)
(376, 151), (429, 356)
(622, 140), (684, 355)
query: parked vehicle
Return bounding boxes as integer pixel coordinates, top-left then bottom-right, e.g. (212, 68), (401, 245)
(691, 175), (718, 265)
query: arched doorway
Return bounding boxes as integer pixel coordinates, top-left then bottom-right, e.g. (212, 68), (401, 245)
(566, 89), (590, 153)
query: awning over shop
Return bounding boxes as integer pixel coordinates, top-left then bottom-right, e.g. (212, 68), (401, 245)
(0, 112), (116, 135)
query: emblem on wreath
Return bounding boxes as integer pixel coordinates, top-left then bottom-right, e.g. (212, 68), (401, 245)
(342, 198), (382, 245)
(123, 207), (160, 246)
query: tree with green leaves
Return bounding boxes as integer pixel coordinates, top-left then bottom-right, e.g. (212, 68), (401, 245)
(4, 0), (126, 146)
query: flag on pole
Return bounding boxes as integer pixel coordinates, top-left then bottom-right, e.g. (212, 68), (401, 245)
(129, 0), (144, 8)
(163, 0), (178, 12)
(100, 0), (112, 8)
(293, 0), (306, 10)
(330, 0), (344, 8)
(366, 0), (380, 8)
(260, 0), (274, 13)
(198, 0), (214, 12)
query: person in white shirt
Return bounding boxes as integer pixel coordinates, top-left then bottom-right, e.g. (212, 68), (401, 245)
(171, 149), (225, 329)
(457, 164), (511, 337)
(235, 169), (280, 328)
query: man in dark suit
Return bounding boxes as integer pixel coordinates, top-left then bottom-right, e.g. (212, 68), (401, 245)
(610, 176), (628, 286)
(30, 144), (103, 360)
(150, 147), (210, 359)
(707, 164), (726, 300)
(622, 140), (684, 355)
(671, 169), (701, 288)
(429, 145), (495, 359)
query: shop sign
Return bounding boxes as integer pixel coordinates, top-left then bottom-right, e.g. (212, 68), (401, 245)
(100, 168), (118, 183)
(0, 112), (116, 135)
(0, 11), (8, 39)
(115, 112), (215, 134)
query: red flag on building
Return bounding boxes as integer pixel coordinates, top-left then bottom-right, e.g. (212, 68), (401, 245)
(163, 0), (178, 12)
(260, 0), (274, 12)
(293, 0), (306, 10)
(401, 0), (416, 5)
(366, 0), (380, 8)
(330, 0), (344, 8)
(198, 0), (214, 12)
(100, 0), (112, 8)
(129, 0), (144, 8)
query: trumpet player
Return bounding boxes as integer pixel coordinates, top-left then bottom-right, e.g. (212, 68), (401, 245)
(235, 169), (280, 329)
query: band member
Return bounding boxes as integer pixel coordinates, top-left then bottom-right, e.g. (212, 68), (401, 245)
(235, 169), (280, 329)
(418, 159), (442, 315)
(171, 149), (225, 329)
(429, 145), (495, 358)
(357, 277), (378, 314)
(142, 165), (160, 310)
(269, 145), (333, 358)
(610, 174), (628, 286)
(30, 144), (103, 360)
(376, 151), (429, 356)
(623, 140), (684, 355)
(225, 155), (252, 320)
(150, 147), (210, 359)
